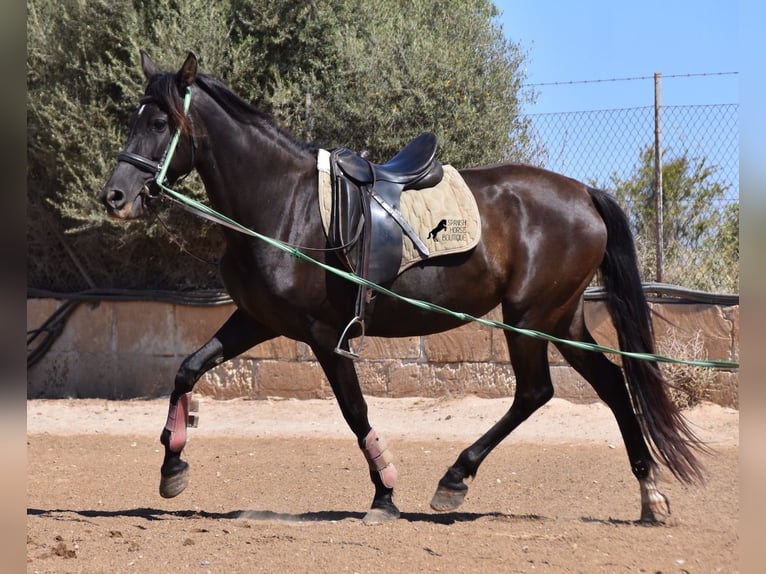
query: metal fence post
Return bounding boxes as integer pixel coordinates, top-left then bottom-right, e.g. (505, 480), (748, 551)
(653, 72), (664, 283)
(523, 74), (737, 292)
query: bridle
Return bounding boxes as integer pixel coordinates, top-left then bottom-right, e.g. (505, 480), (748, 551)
(116, 86), (195, 198)
(114, 85), (224, 262)
(113, 83), (362, 254)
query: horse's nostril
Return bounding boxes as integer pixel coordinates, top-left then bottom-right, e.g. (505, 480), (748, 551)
(105, 189), (126, 209)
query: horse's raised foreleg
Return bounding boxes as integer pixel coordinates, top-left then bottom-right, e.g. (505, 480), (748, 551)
(160, 309), (276, 498)
(554, 311), (671, 524)
(159, 389), (196, 498)
(431, 334), (553, 512)
(311, 343), (399, 523)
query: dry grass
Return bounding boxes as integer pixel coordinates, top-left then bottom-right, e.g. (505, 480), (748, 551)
(658, 330), (719, 409)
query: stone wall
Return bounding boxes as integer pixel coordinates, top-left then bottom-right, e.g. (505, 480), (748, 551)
(27, 298), (739, 407)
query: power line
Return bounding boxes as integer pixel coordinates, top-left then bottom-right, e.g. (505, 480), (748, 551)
(523, 71), (738, 88)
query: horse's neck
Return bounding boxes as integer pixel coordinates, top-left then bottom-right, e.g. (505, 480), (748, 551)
(195, 115), (318, 239)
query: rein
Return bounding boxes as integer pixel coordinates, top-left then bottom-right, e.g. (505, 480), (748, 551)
(152, 209), (220, 266)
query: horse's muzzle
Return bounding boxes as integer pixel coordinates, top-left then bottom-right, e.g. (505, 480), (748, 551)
(102, 188), (126, 211)
(101, 187), (149, 219)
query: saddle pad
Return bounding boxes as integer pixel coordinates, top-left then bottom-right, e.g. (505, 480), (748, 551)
(317, 150), (481, 274)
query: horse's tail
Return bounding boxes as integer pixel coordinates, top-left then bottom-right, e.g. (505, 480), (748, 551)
(588, 187), (708, 484)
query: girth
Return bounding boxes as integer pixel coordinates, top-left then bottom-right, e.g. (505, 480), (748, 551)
(326, 132), (444, 357)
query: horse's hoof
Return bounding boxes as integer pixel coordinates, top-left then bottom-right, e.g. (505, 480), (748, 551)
(639, 487), (677, 525)
(362, 506), (400, 524)
(159, 466), (189, 498)
(430, 484), (467, 511)
(639, 508), (678, 526)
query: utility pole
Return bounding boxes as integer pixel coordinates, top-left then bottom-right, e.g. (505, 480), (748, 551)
(653, 72), (664, 283)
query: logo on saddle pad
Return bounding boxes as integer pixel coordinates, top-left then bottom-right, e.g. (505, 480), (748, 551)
(428, 218), (468, 242)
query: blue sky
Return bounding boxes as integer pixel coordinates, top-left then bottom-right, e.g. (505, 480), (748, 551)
(493, 1), (739, 113)
(488, 1), (745, 193)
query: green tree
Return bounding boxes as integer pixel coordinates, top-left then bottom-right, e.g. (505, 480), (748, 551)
(27, 0), (537, 291)
(27, 0), (239, 291)
(313, 0), (538, 166)
(226, 0), (539, 165)
(606, 145), (738, 293)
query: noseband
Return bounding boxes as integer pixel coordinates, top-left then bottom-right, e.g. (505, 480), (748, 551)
(116, 86), (194, 193)
(117, 150), (165, 174)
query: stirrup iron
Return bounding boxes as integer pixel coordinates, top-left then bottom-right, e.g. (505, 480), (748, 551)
(334, 315), (365, 359)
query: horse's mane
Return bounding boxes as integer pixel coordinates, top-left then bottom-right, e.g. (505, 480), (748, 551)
(144, 72), (316, 153)
(195, 74), (275, 128)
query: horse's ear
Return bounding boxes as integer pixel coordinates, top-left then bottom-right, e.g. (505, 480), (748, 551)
(177, 51), (198, 89)
(140, 50), (160, 80)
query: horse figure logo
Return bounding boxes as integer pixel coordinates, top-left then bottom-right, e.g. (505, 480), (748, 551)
(427, 219), (448, 241)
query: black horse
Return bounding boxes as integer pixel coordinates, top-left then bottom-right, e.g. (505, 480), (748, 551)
(100, 52), (705, 524)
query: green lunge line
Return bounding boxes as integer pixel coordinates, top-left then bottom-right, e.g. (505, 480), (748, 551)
(160, 184), (737, 371)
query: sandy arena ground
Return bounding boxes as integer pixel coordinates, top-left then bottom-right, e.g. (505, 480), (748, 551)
(27, 396), (739, 573)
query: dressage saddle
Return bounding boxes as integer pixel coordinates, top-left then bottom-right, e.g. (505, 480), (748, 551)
(327, 132), (444, 357)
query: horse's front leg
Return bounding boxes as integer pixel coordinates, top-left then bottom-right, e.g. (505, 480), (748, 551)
(160, 309), (276, 498)
(311, 344), (399, 523)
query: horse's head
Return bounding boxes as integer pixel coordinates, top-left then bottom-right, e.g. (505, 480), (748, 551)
(99, 51), (198, 219)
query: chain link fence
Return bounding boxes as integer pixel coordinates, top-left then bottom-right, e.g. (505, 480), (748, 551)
(524, 96), (738, 294)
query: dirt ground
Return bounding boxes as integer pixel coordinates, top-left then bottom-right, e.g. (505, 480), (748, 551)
(27, 396), (739, 573)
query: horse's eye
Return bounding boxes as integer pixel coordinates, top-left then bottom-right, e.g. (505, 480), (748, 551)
(151, 118), (168, 132)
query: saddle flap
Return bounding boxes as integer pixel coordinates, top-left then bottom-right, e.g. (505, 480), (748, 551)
(329, 177), (364, 254)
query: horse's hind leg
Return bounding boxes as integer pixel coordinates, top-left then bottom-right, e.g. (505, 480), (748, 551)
(554, 306), (670, 523)
(159, 309), (277, 498)
(431, 332), (554, 511)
